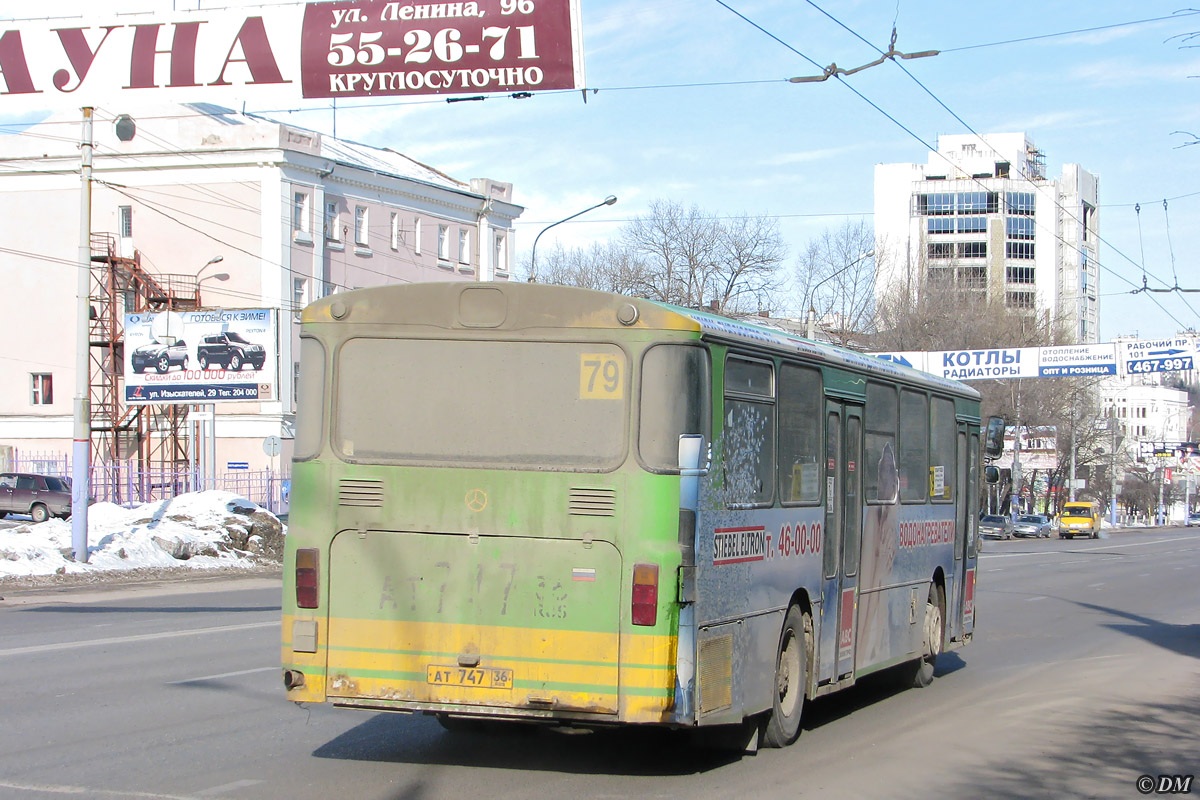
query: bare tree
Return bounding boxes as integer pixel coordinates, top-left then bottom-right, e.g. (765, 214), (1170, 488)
(711, 213), (786, 314)
(531, 199), (787, 314)
(622, 199), (721, 308)
(794, 219), (877, 345)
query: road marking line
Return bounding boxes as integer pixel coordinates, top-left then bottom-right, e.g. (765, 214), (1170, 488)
(167, 666), (277, 685)
(1026, 596), (1047, 602)
(1088, 582), (1105, 588)
(0, 780), (200, 799)
(980, 534), (1200, 559)
(0, 620), (278, 658)
(197, 779), (265, 796)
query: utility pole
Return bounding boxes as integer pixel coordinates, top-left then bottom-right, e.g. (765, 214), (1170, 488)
(1069, 396), (1077, 503)
(71, 107), (93, 563)
(1010, 389), (1022, 521)
(1109, 407), (1119, 526)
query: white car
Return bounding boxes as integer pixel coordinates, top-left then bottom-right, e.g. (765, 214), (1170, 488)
(1013, 514), (1054, 538)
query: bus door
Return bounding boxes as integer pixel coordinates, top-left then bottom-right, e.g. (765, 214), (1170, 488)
(817, 400), (863, 684)
(952, 426), (979, 640)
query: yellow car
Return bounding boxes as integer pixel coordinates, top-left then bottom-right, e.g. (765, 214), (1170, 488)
(1059, 501), (1100, 539)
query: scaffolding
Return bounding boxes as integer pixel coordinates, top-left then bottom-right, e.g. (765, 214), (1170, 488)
(88, 233), (203, 503)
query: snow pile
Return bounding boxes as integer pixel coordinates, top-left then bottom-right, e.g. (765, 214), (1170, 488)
(0, 491), (284, 578)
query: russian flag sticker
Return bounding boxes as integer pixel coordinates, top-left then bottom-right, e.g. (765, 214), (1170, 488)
(572, 568), (596, 582)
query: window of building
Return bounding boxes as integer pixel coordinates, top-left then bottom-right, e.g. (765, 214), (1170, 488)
(957, 216), (987, 234)
(918, 193), (955, 215)
(1006, 266), (1035, 284)
(413, 217), (422, 255)
(961, 266), (988, 289)
(325, 201), (340, 241)
(1005, 217), (1035, 240)
(354, 206), (369, 247)
(390, 212), (400, 250)
(1006, 192), (1035, 216)
(493, 231), (507, 273)
(458, 229), (470, 265)
(293, 278), (307, 320)
(30, 373), (52, 405)
(437, 225), (450, 262)
(1005, 290), (1035, 309)
(995, 161), (1010, 178)
(957, 241), (986, 259)
(118, 205), (133, 237)
(928, 217), (954, 235)
(1006, 241), (1035, 260)
(1082, 202), (1094, 241)
(927, 242), (953, 260)
(927, 266), (952, 287)
(958, 192), (998, 214)
(292, 192), (309, 234)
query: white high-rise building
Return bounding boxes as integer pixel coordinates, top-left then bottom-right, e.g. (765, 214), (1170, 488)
(874, 133), (1099, 343)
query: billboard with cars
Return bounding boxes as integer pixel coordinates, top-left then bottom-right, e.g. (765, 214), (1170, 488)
(124, 309), (277, 405)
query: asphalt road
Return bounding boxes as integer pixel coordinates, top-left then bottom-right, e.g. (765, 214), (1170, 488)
(1, 527), (1197, 800)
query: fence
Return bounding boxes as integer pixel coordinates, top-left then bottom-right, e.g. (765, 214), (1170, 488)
(2, 450), (290, 514)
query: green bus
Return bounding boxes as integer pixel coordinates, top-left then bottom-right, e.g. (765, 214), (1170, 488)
(282, 282), (998, 747)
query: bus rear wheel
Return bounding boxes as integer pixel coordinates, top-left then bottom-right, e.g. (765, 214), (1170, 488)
(901, 585), (943, 689)
(762, 605), (809, 748)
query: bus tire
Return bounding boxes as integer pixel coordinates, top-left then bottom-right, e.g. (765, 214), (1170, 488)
(902, 584), (943, 689)
(762, 605), (808, 748)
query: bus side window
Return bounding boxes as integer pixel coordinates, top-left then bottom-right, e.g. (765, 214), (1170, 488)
(723, 355), (775, 507)
(930, 397), (957, 502)
(864, 382), (898, 503)
(898, 389), (928, 503)
(777, 363), (822, 504)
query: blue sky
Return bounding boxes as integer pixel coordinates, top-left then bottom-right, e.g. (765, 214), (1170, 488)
(6, 0), (1200, 341)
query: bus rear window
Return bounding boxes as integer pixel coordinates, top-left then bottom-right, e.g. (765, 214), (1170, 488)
(334, 339), (626, 469)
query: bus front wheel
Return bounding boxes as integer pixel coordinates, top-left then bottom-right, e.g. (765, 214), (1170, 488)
(762, 605), (809, 748)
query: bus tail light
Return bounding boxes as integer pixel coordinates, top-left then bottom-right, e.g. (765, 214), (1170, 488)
(631, 563), (659, 626)
(296, 548), (320, 609)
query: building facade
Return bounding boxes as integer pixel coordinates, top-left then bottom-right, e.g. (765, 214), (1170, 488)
(0, 104), (522, 484)
(874, 132), (1099, 343)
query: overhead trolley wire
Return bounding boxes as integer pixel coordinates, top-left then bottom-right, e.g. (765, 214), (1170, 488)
(713, 0), (1191, 329)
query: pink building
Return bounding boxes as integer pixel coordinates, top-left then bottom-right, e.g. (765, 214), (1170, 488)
(0, 103), (522, 487)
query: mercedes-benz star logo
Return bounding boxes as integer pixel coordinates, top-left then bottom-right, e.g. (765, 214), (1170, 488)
(465, 489), (488, 512)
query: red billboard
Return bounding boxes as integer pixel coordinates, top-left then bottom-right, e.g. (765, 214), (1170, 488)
(0, 0), (583, 109)
(301, 0), (584, 98)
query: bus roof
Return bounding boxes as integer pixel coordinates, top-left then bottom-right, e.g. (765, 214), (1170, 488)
(303, 282), (979, 400)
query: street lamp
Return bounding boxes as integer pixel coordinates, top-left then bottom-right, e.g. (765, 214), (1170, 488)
(529, 195), (617, 283)
(805, 249), (873, 340)
(197, 254), (224, 277)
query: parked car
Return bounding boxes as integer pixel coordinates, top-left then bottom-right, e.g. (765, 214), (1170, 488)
(0, 472), (73, 522)
(1059, 501), (1101, 539)
(197, 332), (266, 371)
(979, 514), (1014, 540)
(1013, 514), (1054, 538)
(131, 339), (189, 373)
(1186, 511), (1200, 527)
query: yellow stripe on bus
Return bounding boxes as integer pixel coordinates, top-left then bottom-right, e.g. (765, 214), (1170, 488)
(282, 615), (680, 721)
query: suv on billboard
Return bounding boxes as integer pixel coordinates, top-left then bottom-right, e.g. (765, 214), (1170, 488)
(131, 339), (189, 373)
(197, 332), (266, 371)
